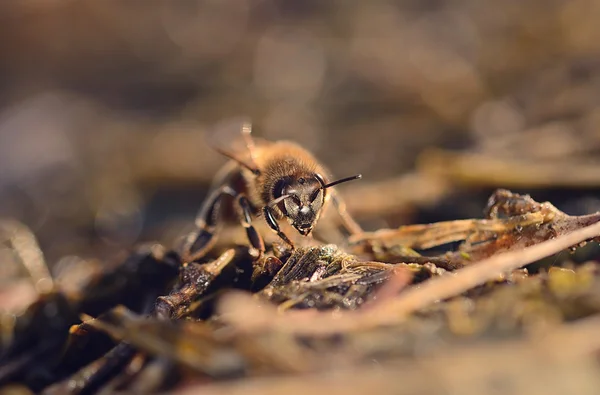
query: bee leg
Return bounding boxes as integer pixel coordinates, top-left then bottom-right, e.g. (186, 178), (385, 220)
(181, 186), (236, 263)
(329, 189), (364, 235)
(236, 195), (266, 258)
(263, 206), (295, 249)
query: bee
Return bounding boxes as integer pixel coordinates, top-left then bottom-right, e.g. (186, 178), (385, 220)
(180, 122), (363, 262)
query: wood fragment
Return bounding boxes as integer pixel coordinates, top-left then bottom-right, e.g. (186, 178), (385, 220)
(219, 220), (600, 335)
(418, 148), (600, 188)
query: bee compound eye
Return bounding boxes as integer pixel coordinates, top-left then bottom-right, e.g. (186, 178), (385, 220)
(273, 179), (287, 199)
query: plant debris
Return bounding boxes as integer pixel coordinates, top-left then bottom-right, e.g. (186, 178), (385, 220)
(1, 190), (600, 395)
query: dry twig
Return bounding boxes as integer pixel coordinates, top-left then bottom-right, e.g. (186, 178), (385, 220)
(219, 219), (600, 335)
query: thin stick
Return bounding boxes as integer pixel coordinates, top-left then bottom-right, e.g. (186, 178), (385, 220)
(376, 219), (600, 320)
(0, 219), (54, 294)
(419, 148), (600, 188)
(220, 219), (600, 335)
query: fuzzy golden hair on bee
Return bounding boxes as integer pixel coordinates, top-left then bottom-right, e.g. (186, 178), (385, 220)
(180, 123), (363, 263)
(252, 142), (326, 204)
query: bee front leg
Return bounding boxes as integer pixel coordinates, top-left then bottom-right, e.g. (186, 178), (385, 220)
(236, 195), (266, 258)
(263, 206), (295, 249)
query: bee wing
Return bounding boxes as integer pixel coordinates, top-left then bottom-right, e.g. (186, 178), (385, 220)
(204, 117), (254, 157)
(204, 117), (264, 173)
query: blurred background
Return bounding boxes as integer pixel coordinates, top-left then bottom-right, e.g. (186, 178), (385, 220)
(1, 0), (600, 292)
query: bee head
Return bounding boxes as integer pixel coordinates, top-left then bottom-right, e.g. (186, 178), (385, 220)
(274, 175), (323, 236)
(272, 173), (361, 236)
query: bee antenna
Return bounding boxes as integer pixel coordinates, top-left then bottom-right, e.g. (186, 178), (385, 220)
(323, 174), (362, 189)
(268, 194), (291, 207)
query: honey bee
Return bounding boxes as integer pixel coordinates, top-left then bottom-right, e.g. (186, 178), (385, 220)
(180, 122), (363, 262)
